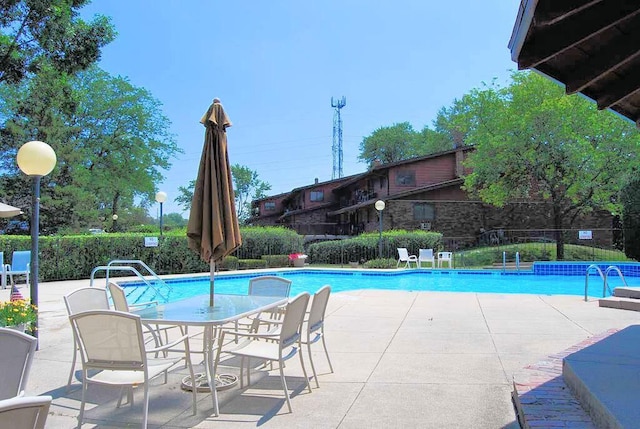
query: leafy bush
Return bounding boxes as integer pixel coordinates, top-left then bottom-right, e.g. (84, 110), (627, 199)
(218, 256), (239, 271)
(307, 230), (442, 264)
(238, 259), (268, 270)
(363, 258), (397, 269)
(235, 226), (304, 259)
(261, 254), (290, 268)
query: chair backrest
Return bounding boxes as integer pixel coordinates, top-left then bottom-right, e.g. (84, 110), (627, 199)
(419, 249), (434, 260)
(0, 395), (52, 429)
(279, 292), (310, 348)
(397, 248), (409, 261)
(249, 276), (292, 297)
(9, 251), (30, 272)
(0, 328), (37, 400)
(107, 282), (130, 311)
(307, 285), (331, 335)
(63, 287), (110, 316)
(69, 310), (146, 370)
(438, 251), (452, 260)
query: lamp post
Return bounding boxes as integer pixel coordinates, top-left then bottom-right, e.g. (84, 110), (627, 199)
(375, 200), (385, 259)
(112, 214), (118, 231)
(16, 141), (56, 345)
(155, 191), (167, 236)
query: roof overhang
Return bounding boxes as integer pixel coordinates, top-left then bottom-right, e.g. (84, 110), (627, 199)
(509, 0), (640, 127)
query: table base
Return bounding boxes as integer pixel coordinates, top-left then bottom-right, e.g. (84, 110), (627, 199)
(181, 373), (238, 392)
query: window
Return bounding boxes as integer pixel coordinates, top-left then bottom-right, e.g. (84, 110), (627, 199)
(264, 202), (276, 211)
(310, 190), (324, 202)
(413, 203), (435, 221)
(396, 170), (415, 186)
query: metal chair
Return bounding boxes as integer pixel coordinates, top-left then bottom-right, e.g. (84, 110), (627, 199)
(0, 396), (52, 429)
(63, 287), (110, 390)
(0, 328), (37, 400)
(70, 309), (197, 428)
(217, 292), (312, 413)
(5, 250), (30, 287)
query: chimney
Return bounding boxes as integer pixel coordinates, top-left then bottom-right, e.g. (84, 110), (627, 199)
(315, 178), (319, 184)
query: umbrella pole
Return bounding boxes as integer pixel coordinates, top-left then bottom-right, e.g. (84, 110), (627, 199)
(210, 259), (215, 307)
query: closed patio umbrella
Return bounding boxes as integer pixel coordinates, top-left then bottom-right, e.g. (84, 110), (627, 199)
(0, 202), (22, 218)
(187, 98), (242, 307)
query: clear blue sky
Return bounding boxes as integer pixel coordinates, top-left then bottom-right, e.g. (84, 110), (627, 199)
(83, 1), (520, 216)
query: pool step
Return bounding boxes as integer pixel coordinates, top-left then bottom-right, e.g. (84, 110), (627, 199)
(598, 286), (640, 311)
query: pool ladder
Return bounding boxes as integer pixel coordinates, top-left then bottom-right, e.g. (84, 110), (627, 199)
(584, 265), (626, 301)
(90, 259), (172, 304)
(502, 251), (520, 272)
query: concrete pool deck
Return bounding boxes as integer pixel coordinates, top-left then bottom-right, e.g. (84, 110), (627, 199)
(3, 275), (640, 428)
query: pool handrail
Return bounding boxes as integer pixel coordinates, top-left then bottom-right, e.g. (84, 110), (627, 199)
(107, 260), (168, 289)
(584, 264), (605, 301)
(89, 265), (170, 303)
(603, 265), (627, 297)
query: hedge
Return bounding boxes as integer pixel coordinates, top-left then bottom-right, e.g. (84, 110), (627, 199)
(0, 226), (305, 282)
(307, 230), (443, 264)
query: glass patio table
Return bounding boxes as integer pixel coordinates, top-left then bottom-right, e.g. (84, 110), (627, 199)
(133, 293), (288, 416)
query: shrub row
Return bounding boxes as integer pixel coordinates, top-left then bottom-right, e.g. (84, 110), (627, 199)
(307, 230), (443, 264)
(0, 227), (305, 282)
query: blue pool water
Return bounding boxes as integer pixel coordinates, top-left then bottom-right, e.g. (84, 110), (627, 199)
(145, 268), (639, 302)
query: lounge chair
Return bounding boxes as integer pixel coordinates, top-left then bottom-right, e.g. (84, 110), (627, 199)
(0, 395), (52, 429)
(70, 309), (197, 428)
(396, 248), (418, 268)
(217, 292), (312, 413)
(5, 250), (30, 287)
(0, 328), (37, 400)
(437, 251), (453, 268)
(418, 249), (435, 268)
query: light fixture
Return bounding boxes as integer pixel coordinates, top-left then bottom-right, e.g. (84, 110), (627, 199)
(155, 191), (167, 236)
(375, 200), (385, 259)
(16, 140), (57, 346)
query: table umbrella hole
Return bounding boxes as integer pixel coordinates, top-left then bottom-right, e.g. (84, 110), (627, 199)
(181, 372), (238, 392)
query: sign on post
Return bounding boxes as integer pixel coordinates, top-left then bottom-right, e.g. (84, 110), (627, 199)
(578, 230), (592, 240)
(144, 237), (159, 247)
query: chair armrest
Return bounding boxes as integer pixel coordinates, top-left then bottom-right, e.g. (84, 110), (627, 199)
(129, 300), (159, 309)
(145, 332), (200, 354)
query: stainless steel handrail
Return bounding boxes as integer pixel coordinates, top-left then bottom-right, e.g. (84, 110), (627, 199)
(89, 265), (170, 303)
(584, 264), (605, 301)
(604, 265), (627, 298)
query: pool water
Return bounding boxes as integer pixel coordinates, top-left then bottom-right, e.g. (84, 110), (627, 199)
(155, 269), (634, 302)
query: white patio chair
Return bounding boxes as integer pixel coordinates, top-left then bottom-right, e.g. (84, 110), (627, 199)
(0, 328), (37, 400)
(63, 287), (110, 391)
(216, 292), (312, 413)
(231, 276), (292, 336)
(0, 251), (6, 289)
(418, 249), (435, 268)
(0, 395), (52, 429)
(6, 250), (30, 287)
(437, 251), (453, 268)
(107, 282), (174, 350)
(396, 248), (418, 268)
(70, 309), (197, 428)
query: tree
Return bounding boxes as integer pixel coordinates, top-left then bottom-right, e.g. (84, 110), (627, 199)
(232, 164), (271, 223)
(0, 0), (115, 85)
(621, 178), (640, 260)
(174, 165), (271, 224)
(0, 66), (182, 232)
(359, 121), (456, 167)
(461, 71), (640, 259)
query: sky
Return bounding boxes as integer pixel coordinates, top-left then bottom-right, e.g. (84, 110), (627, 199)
(82, 1), (521, 216)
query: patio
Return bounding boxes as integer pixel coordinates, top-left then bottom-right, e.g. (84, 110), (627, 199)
(4, 277), (640, 428)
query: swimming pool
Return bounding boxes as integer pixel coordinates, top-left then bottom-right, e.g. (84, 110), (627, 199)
(127, 266), (640, 302)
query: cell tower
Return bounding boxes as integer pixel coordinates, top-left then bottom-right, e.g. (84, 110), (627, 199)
(331, 96), (346, 179)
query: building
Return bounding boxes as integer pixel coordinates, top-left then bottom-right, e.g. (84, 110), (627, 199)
(250, 146), (614, 247)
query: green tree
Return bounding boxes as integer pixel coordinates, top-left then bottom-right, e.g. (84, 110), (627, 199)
(0, 0), (115, 85)
(461, 71), (640, 259)
(162, 212), (187, 228)
(232, 164), (271, 223)
(175, 180), (195, 212)
(358, 122), (422, 166)
(174, 165), (271, 224)
(621, 178), (640, 260)
(0, 66), (182, 232)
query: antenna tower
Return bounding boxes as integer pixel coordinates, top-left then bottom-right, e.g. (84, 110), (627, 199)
(331, 96), (346, 179)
